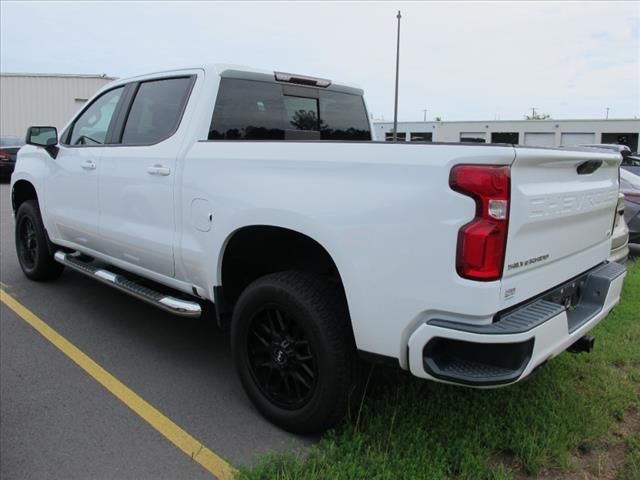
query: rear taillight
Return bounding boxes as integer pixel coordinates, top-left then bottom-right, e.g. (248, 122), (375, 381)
(449, 165), (511, 281)
(0, 151), (9, 160)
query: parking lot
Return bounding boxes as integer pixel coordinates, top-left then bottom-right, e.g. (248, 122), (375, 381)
(1, 177), (639, 480)
(0, 182), (314, 479)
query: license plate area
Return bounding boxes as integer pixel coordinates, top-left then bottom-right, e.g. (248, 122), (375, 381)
(543, 277), (586, 311)
(543, 262), (624, 332)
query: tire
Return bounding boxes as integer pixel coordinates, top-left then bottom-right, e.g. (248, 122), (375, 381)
(15, 200), (64, 281)
(231, 271), (356, 433)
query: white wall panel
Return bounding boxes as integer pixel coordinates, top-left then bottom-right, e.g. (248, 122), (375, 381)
(1, 74), (115, 137)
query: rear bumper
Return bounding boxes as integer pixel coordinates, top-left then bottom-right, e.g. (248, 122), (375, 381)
(408, 262), (626, 387)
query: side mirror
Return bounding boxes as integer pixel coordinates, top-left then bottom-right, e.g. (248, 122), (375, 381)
(26, 126), (58, 147)
(26, 126), (58, 158)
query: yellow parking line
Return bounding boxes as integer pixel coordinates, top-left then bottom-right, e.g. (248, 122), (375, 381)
(0, 288), (236, 480)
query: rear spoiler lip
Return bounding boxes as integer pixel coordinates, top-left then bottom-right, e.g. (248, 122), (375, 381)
(219, 69), (364, 96)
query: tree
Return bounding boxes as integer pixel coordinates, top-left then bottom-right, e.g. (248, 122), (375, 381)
(290, 110), (322, 130)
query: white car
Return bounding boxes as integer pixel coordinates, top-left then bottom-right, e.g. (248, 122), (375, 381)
(11, 65), (626, 432)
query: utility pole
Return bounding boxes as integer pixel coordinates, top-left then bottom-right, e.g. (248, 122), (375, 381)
(606, 107), (610, 120)
(529, 107), (537, 119)
(392, 10), (401, 142)
(422, 109), (428, 122)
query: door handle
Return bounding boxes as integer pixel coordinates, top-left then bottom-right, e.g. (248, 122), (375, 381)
(81, 160), (96, 170)
(147, 164), (171, 176)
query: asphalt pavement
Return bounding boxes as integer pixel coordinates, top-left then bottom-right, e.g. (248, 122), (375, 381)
(0, 182), (312, 479)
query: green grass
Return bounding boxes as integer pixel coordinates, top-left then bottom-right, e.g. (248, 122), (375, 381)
(239, 261), (640, 480)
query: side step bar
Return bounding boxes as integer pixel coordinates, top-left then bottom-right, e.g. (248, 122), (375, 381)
(54, 251), (201, 318)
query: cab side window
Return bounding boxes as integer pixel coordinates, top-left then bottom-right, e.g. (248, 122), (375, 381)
(120, 77), (194, 145)
(68, 87), (124, 145)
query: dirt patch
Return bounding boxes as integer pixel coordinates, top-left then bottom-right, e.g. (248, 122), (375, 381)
(615, 407), (640, 438)
(495, 407), (640, 480)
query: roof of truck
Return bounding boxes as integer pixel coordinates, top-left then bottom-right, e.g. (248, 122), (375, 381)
(108, 64), (364, 96)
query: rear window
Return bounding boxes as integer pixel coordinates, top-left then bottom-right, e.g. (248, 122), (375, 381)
(319, 90), (371, 140)
(209, 78), (371, 141)
(284, 95), (320, 137)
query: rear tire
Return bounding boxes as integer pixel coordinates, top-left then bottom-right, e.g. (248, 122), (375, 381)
(15, 200), (64, 281)
(231, 271), (356, 433)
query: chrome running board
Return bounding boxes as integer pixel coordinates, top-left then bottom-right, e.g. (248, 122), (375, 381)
(54, 251), (201, 318)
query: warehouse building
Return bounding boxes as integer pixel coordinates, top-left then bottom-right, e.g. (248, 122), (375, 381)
(0, 73), (116, 138)
(374, 119), (640, 152)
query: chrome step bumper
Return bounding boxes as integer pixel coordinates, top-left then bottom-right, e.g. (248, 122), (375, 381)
(54, 251), (202, 318)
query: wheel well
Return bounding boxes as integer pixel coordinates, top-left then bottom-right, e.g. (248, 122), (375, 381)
(12, 180), (38, 214)
(220, 226), (345, 306)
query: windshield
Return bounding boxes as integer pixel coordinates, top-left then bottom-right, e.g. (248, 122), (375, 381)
(622, 155), (640, 167)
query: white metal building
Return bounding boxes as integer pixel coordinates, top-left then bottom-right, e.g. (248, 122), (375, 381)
(0, 73), (117, 138)
(374, 119), (640, 152)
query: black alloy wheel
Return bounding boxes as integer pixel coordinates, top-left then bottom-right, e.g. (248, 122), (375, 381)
(14, 200), (64, 281)
(17, 215), (38, 270)
(247, 306), (317, 410)
(231, 271), (357, 433)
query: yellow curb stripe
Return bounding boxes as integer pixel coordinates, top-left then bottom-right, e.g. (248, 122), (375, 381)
(0, 288), (236, 480)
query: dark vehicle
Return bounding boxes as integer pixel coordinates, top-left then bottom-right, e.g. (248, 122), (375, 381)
(0, 135), (24, 180)
(579, 143), (631, 154)
(620, 169), (640, 244)
(622, 153), (640, 176)
(578, 143), (640, 176)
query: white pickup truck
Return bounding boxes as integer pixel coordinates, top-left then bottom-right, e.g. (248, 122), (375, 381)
(11, 64), (626, 433)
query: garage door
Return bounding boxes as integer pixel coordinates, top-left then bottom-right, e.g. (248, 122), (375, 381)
(560, 133), (595, 146)
(460, 132), (486, 143)
(524, 133), (555, 147)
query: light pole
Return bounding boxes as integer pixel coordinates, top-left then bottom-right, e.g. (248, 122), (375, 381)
(529, 107), (537, 119)
(606, 107), (610, 120)
(392, 10), (401, 142)
(422, 109), (428, 122)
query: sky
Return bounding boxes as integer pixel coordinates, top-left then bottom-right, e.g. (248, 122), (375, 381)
(1, 1), (639, 122)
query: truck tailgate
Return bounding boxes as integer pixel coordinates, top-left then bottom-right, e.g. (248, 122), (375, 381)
(500, 147), (621, 307)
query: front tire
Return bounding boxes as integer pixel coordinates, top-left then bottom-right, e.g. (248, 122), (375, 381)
(231, 271), (356, 433)
(15, 200), (64, 281)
